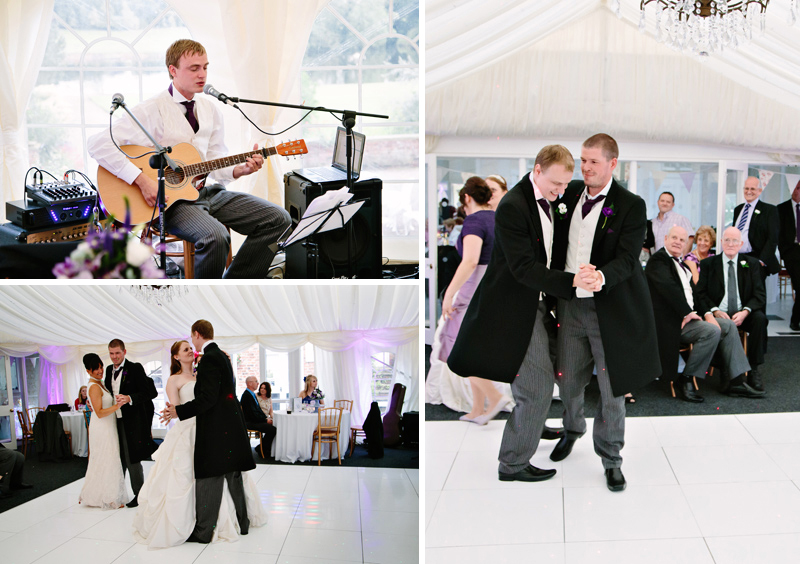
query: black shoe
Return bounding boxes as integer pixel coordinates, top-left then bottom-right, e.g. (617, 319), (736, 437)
(11, 482), (33, 490)
(725, 380), (765, 398)
(790, 322), (800, 332)
(550, 434), (579, 462)
(541, 426), (564, 441)
(605, 468), (627, 492)
(747, 370), (764, 392)
(185, 532), (210, 544)
(717, 369), (730, 393)
(498, 464), (557, 482)
(126, 496), (138, 508)
(676, 379), (704, 403)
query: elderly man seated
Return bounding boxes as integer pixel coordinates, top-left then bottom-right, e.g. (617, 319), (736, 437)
(646, 226), (753, 402)
(240, 376), (277, 458)
(0, 443), (32, 499)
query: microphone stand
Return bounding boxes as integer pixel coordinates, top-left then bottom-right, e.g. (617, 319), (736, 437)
(229, 96), (386, 277)
(112, 103), (181, 274)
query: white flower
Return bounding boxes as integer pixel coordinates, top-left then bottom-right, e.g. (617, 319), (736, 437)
(71, 241), (94, 262)
(754, 209), (761, 215)
(125, 238), (153, 267)
(558, 203), (567, 214)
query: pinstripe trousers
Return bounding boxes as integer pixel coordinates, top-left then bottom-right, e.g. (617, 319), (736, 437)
(498, 302), (555, 474)
(165, 184), (291, 279)
(557, 296), (625, 469)
(193, 472), (249, 542)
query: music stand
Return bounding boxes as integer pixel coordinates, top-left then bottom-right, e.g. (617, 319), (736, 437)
(278, 199), (364, 279)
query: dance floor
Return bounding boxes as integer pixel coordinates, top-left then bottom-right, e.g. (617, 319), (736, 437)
(426, 414), (800, 563)
(0, 463), (419, 564)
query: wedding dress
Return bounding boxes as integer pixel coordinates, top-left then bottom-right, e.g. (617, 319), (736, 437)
(132, 380), (266, 548)
(78, 381), (128, 509)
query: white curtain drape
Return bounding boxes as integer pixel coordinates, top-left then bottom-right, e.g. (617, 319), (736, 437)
(314, 343), (374, 427)
(169, 0), (330, 204)
(0, 0), (55, 220)
(391, 339), (419, 413)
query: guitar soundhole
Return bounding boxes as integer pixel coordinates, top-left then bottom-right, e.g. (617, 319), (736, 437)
(165, 167), (186, 186)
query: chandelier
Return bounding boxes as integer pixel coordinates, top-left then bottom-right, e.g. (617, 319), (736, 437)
(127, 285), (190, 307)
(631, 1), (782, 55)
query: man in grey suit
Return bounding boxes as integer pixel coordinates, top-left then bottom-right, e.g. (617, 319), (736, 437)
(448, 145), (599, 482)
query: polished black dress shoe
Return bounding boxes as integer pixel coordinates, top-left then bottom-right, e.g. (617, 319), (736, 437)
(499, 464), (557, 482)
(126, 496), (138, 508)
(605, 468), (626, 492)
(185, 532), (211, 544)
(11, 482), (33, 490)
(541, 426), (564, 441)
(790, 322), (800, 332)
(550, 434), (579, 461)
(725, 380), (765, 398)
(747, 370), (764, 392)
(676, 380), (704, 403)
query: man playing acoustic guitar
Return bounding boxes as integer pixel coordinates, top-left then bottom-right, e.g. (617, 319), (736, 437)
(88, 39), (291, 279)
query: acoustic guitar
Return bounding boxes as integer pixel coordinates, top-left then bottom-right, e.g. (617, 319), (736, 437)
(96, 140), (307, 225)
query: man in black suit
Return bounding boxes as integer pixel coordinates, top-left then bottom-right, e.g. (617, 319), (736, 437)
(646, 226), (753, 402)
(106, 339), (158, 508)
(240, 376), (276, 458)
(448, 145), (598, 483)
(549, 134), (660, 492)
(778, 179), (800, 331)
(163, 320), (254, 543)
(733, 176), (780, 281)
(0, 443), (32, 499)
(696, 227), (768, 394)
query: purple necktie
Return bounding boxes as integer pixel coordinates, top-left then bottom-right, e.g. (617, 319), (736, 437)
(582, 194), (606, 218)
(795, 203), (800, 244)
(671, 255), (689, 273)
(181, 100), (199, 133)
(537, 198), (551, 221)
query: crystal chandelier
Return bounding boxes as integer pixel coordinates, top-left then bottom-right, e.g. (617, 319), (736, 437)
(127, 285), (190, 307)
(633, 0), (778, 55)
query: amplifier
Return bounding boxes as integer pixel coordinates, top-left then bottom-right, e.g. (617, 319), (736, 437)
(26, 180), (96, 206)
(0, 221), (95, 245)
(7, 199), (97, 230)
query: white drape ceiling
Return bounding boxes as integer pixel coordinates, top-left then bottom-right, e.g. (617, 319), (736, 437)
(426, 0), (800, 154)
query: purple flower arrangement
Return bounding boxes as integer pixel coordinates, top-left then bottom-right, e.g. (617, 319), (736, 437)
(53, 201), (165, 279)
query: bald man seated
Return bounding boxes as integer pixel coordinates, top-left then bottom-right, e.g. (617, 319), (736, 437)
(240, 376), (277, 458)
(646, 226), (755, 401)
(695, 227), (769, 395)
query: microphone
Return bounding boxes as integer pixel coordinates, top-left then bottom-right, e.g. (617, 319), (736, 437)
(110, 93), (125, 114)
(203, 84), (238, 107)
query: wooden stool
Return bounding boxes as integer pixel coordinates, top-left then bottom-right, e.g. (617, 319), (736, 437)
(141, 225), (232, 278)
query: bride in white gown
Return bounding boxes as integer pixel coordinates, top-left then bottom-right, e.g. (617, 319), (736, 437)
(79, 353), (128, 509)
(133, 340), (266, 548)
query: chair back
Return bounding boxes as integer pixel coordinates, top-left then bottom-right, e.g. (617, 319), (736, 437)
(83, 409), (91, 430)
(317, 407), (343, 433)
(27, 407), (42, 427)
(334, 399), (353, 412)
(17, 410), (30, 434)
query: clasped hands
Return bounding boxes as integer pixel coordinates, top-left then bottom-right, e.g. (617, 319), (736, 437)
(712, 308), (749, 326)
(573, 263), (602, 293)
(114, 394), (131, 406)
(159, 402), (178, 424)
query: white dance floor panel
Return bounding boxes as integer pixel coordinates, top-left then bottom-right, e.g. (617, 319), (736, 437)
(426, 414), (800, 564)
(0, 465), (418, 564)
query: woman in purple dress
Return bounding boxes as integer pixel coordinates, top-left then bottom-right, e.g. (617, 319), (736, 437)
(684, 225), (716, 284)
(437, 177), (509, 422)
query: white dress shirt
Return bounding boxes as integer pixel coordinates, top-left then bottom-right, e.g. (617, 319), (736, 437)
(666, 249), (694, 310)
(111, 362), (125, 419)
(737, 198), (759, 254)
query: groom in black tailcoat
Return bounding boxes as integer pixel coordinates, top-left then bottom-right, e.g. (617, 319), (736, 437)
(163, 319), (255, 543)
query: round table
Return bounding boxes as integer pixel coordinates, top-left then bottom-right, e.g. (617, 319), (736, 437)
(60, 411), (89, 457)
(271, 410), (351, 463)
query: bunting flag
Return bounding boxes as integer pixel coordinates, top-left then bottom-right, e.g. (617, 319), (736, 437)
(758, 169), (775, 190)
(651, 170), (667, 191)
(679, 172), (696, 193)
(785, 174), (800, 192)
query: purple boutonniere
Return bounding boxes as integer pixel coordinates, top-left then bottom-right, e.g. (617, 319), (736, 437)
(601, 204), (616, 229)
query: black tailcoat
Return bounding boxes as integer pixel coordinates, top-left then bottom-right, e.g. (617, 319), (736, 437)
(550, 179), (661, 396)
(778, 199), (800, 264)
(104, 358), (158, 463)
(694, 254), (766, 316)
(447, 174), (575, 382)
(175, 342), (255, 479)
(733, 200), (780, 275)
(645, 248), (695, 382)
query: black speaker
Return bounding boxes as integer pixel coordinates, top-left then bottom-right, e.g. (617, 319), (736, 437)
(284, 173), (382, 279)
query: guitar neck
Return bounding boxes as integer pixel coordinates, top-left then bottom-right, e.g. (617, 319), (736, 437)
(180, 147), (276, 177)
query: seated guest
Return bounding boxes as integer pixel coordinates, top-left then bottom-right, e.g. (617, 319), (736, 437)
(0, 443), (32, 499)
(256, 382), (274, 418)
(696, 227), (768, 395)
(239, 376), (276, 458)
(74, 385), (92, 411)
(684, 225), (716, 284)
(651, 191), (695, 252)
(646, 226), (752, 402)
(299, 375), (325, 405)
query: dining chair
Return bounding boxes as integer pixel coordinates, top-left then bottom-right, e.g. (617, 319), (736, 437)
(27, 407), (42, 427)
(16, 410), (34, 458)
(311, 407), (343, 465)
(334, 399), (353, 412)
(83, 410), (91, 457)
(333, 400), (354, 457)
(247, 428), (264, 458)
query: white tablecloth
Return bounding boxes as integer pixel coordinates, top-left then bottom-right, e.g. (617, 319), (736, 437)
(60, 412), (89, 457)
(271, 410), (351, 463)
